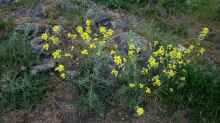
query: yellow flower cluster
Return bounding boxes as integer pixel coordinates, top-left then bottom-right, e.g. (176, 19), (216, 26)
(55, 64), (65, 79)
(89, 43), (96, 49)
(136, 106), (144, 116)
(153, 46), (165, 57)
(111, 68), (118, 77)
(75, 19), (93, 41)
(169, 48), (182, 60)
(141, 68), (149, 75)
(81, 49), (89, 55)
(99, 26), (114, 38)
(128, 42), (137, 58)
(50, 36), (60, 45)
(52, 50), (62, 59)
(199, 27), (209, 40)
(52, 25), (61, 33)
(39, 19), (115, 81)
(128, 82), (151, 95)
(42, 43), (49, 51)
(113, 55), (122, 66)
(148, 56), (159, 68)
(67, 33), (77, 40)
(164, 69), (176, 78)
(41, 33), (49, 41)
(38, 19), (207, 117)
(152, 75), (161, 87)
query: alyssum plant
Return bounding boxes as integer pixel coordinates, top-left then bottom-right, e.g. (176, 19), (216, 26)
(39, 19), (208, 117)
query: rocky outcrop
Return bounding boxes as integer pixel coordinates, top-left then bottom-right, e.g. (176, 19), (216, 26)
(112, 32), (152, 57)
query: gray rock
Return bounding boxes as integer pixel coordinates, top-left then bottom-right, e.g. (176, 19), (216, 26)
(112, 19), (129, 30)
(85, 8), (113, 33)
(112, 32), (152, 57)
(55, 0), (78, 12)
(31, 37), (44, 53)
(32, 2), (45, 21)
(0, 0), (14, 4)
(31, 59), (55, 75)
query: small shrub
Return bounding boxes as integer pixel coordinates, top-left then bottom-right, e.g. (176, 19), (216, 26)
(0, 26), (48, 110)
(39, 19), (211, 118)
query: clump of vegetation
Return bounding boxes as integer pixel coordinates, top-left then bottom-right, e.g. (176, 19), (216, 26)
(39, 19), (216, 120)
(0, 27), (48, 111)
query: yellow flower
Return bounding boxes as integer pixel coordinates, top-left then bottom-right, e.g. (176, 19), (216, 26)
(99, 26), (107, 34)
(64, 53), (72, 58)
(89, 43), (96, 49)
(60, 73), (66, 79)
(136, 106), (144, 116)
(128, 50), (135, 57)
(129, 83), (136, 88)
(81, 32), (90, 41)
(41, 33), (49, 41)
(55, 64), (65, 72)
(111, 68), (118, 77)
(67, 33), (77, 40)
(199, 27), (209, 40)
(52, 25), (61, 33)
(169, 48), (182, 60)
(148, 56), (159, 68)
(81, 49), (88, 55)
(152, 75), (161, 87)
(105, 28), (113, 37)
(145, 87), (151, 94)
(128, 42), (135, 50)
(52, 50), (62, 59)
(153, 46), (165, 57)
(164, 69), (176, 78)
(168, 64), (177, 69)
(86, 19), (91, 26)
(199, 47), (205, 55)
(113, 55), (122, 66)
(50, 36), (60, 45)
(203, 27), (209, 34)
(42, 43), (49, 51)
(76, 26), (83, 34)
(141, 68), (149, 75)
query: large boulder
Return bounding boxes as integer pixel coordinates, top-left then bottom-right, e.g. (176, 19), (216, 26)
(112, 32), (152, 58)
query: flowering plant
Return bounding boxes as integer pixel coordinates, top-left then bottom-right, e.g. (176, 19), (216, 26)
(39, 20), (208, 117)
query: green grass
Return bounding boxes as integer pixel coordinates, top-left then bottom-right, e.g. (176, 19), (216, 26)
(131, 19), (185, 44)
(0, 73), (48, 109)
(0, 26), (48, 111)
(0, 31), (38, 66)
(158, 62), (220, 122)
